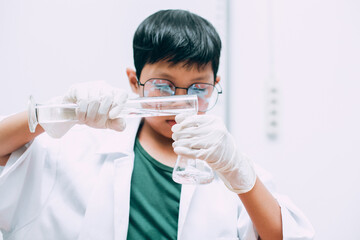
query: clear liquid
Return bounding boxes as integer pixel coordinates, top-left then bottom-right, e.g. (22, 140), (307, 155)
(39, 121), (77, 138)
(35, 106), (194, 123)
(119, 107), (195, 118)
(173, 169), (214, 184)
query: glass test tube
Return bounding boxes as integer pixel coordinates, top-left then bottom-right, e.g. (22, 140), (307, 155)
(28, 94), (198, 133)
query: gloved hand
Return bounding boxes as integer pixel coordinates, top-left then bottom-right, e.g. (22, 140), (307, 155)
(42, 81), (128, 138)
(171, 114), (257, 194)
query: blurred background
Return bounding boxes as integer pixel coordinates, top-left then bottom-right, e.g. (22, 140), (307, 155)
(1, 0), (359, 239)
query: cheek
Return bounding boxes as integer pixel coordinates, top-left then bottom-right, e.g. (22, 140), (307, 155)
(146, 117), (173, 138)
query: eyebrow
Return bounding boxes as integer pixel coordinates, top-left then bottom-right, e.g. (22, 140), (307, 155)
(154, 72), (211, 82)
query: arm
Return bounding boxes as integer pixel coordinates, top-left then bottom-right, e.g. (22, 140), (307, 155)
(239, 177), (282, 240)
(172, 114), (283, 239)
(0, 81), (128, 166)
(0, 111), (44, 166)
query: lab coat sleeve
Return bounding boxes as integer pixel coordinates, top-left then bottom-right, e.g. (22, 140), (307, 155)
(0, 136), (58, 234)
(256, 164), (315, 240)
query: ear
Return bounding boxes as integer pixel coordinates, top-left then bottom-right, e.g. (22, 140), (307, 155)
(126, 68), (140, 95)
(215, 75), (221, 85)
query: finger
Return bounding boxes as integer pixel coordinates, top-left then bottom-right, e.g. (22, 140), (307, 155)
(175, 112), (195, 124)
(173, 147), (211, 161)
(94, 96), (113, 123)
(75, 84), (90, 103)
(106, 118), (126, 131)
(171, 116), (202, 133)
(109, 89), (128, 119)
(173, 137), (214, 150)
(98, 95), (113, 116)
(173, 146), (198, 159)
(98, 82), (112, 99)
(93, 84), (113, 120)
(172, 121), (214, 140)
(86, 100), (100, 122)
(63, 87), (76, 103)
(171, 123), (182, 133)
(176, 114), (210, 129)
(77, 100), (88, 122)
(109, 105), (124, 120)
(172, 127), (200, 141)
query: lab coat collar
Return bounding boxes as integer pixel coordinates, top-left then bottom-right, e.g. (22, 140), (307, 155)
(113, 155), (134, 240)
(77, 153), (135, 240)
(95, 118), (141, 155)
(78, 119), (141, 240)
(79, 117), (198, 240)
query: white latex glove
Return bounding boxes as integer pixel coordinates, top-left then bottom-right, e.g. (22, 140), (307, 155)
(42, 81), (128, 138)
(172, 114), (257, 194)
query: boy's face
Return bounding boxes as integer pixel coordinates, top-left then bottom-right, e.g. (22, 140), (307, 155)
(127, 61), (220, 140)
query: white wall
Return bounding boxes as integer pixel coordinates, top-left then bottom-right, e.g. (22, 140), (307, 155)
(0, 1), (226, 239)
(0, 0), (226, 119)
(230, 1), (360, 239)
(2, 0), (360, 239)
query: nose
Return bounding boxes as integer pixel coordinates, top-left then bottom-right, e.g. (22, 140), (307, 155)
(174, 87), (188, 96)
(171, 88), (197, 112)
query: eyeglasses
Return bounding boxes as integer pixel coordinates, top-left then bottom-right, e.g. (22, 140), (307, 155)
(136, 78), (222, 112)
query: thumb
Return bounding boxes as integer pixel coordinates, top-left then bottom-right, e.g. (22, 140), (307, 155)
(106, 118), (126, 132)
(175, 112), (194, 124)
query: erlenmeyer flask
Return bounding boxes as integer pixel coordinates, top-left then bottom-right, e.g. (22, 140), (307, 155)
(172, 155), (214, 184)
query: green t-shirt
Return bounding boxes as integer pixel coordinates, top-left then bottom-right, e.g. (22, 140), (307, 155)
(127, 138), (182, 240)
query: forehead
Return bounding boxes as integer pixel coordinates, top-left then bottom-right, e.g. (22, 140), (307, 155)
(140, 61), (214, 83)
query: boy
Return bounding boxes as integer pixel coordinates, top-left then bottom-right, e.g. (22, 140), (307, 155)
(0, 10), (314, 240)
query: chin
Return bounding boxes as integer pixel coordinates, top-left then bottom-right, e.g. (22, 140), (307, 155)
(144, 117), (175, 140)
(160, 123), (174, 139)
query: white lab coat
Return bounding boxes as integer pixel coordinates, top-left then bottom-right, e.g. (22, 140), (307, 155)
(0, 118), (314, 240)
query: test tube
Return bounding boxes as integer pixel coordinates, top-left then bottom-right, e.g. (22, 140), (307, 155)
(28, 95), (198, 133)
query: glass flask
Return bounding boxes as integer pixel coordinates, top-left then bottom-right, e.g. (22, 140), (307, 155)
(172, 156), (214, 184)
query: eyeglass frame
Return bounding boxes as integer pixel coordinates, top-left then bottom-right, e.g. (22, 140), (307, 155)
(136, 77), (223, 112)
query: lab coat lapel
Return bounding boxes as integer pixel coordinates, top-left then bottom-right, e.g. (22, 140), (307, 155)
(177, 184), (196, 240)
(113, 155), (134, 240)
(78, 153), (129, 240)
(112, 119), (140, 240)
(95, 118), (141, 154)
(79, 119), (140, 240)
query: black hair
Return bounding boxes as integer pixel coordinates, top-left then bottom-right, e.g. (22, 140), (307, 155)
(133, 9), (222, 80)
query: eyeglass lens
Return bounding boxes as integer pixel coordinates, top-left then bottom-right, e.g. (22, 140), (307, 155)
(142, 79), (219, 112)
